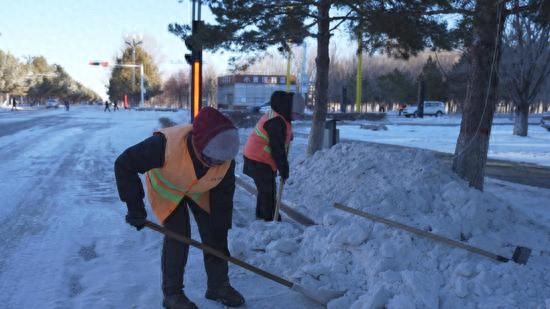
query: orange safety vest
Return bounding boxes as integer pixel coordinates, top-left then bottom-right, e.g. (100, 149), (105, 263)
(243, 109), (292, 171)
(145, 125), (231, 223)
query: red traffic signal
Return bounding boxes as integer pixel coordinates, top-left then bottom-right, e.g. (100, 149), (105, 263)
(88, 61), (109, 67)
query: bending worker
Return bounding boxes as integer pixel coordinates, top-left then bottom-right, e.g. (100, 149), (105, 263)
(243, 91), (293, 221)
(114, 107), (245, 309)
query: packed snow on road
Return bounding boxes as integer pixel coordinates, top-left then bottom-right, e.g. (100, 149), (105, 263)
(0, 106), (548, 308)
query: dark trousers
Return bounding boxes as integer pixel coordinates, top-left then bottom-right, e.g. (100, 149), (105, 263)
(161, 199), (230, 296)
(243, 157), (277, 221)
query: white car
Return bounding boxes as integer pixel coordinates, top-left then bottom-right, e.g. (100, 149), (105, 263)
(403, 101), (445, 117)
(46, 99), (60, 108)
(248, 102), (271, 114)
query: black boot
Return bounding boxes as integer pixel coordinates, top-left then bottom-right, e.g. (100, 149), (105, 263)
(205, 282), (245, 307)
(162, 293), (198, 309)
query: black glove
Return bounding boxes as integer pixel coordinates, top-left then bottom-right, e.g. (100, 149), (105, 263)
(125, 200), (147, 231)
(279, 162), (289, 181)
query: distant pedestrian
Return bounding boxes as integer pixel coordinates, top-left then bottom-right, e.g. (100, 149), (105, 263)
(113, 100), (119, 111)
(104, 100), (111, 112)
(64, 101), (70, 111)
(398, 104), (406, 116)
(11, 97), (17, 111)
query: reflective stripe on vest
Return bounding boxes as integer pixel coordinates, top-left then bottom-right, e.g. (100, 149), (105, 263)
(147, 168), (203, 205)
(144, 125), (231, 223)
(243, 109), (292, 171)
(252, 110), (289, 154)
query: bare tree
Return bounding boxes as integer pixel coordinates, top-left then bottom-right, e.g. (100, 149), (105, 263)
(161, 70), (190, 108)
(203, 64), (218, 107)
(500, 13), (550, 136)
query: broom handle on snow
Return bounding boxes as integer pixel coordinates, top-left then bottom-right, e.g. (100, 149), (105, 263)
(333, 203), (510, 263)
(273, 178), (285, 221)
(144, 221), (294, 287)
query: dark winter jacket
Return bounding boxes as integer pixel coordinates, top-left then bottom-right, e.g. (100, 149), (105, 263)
(114, 133), (236, 230)
(244, 92), (293, 180)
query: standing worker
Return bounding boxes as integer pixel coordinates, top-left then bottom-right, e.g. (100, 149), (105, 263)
(104, 100), (111, 112)
(243, 91), (293, 221)
(114, 107), (245, 309)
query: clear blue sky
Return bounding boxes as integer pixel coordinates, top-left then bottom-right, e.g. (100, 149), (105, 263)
(0, 0), (229, 99)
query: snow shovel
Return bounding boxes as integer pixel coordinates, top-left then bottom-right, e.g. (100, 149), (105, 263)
(273, 178), (285, 222)
(144, 220), (345, 306)
(334, 203), (531, 265)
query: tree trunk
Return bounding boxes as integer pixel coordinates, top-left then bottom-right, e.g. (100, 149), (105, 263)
(452, 0), (505, 191)
(307, 0), (331, 155)
(417, 77), (425, 118)
(513, 103), (529, 136)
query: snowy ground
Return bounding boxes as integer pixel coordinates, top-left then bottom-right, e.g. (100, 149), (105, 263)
(294, 114), (550, 167)
(0, 106), (549, 308)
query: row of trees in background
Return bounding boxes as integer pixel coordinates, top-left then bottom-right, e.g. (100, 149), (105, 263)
(156, 65), (218, 109)
(232, 39), (549, 116)
(0, 51), (101, 104)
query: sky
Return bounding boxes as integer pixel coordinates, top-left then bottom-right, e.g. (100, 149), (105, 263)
(0, 0), (362, 101)
(0, 0), (232, 99)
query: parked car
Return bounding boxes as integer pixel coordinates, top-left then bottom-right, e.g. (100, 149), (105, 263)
(541, 113), (550, 131)
(248, 102), (271, 114)
(403, 101), (445, 117)
(46, 99), (60, 108)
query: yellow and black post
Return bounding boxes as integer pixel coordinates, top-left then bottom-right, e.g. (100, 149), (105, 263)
(185, 0), (203, 123)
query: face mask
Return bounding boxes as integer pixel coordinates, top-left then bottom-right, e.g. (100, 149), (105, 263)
(202, 153), (224, 166)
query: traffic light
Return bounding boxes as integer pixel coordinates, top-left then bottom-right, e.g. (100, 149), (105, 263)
(185, 53), (193, 65)
(184, 36), (194, 65)
(89, 61), (109, 67)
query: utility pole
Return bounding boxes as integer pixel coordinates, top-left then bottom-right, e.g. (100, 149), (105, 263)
(286, 40), (292, 92)
(355, 32), (363, 113)
(417, 75), (425, 118)
(185, 0), (203, 123)
(299, 42), (308, 97)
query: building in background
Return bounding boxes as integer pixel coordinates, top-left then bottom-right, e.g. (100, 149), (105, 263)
(217, 74), (298, 109)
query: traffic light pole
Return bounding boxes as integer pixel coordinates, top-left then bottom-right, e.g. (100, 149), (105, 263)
(188, 0), (203, 123)
(140, 64), (145, 108)
(89, 61), (145, 107)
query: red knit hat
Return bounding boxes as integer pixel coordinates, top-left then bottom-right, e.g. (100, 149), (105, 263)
(191, 107), (238, 161)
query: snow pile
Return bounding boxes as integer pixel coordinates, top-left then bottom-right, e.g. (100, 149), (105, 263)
(231, 142), (550, 308)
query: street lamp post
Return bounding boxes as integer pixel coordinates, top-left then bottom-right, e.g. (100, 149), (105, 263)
(125, 35), (143, 105)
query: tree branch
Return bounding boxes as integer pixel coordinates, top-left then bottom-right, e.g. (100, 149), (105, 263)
(424, 8), (474, 16)
(504, 1), (543, 16)
(329, 11), (353, 32)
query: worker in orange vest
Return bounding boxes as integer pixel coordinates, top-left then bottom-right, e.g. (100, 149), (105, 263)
(243, 91), (293, 221)
(114, 107), (244, 309)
